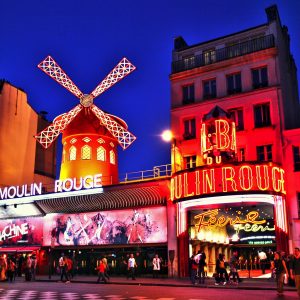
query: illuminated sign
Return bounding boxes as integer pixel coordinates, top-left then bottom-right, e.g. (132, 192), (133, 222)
(0, 223), (28, 242)
(171, 164), (285, 201)
(0, 217), (43, 245)
(0, 174), (103, 200)
(43, 207), (167, 246)
(190, 205), (275, 244)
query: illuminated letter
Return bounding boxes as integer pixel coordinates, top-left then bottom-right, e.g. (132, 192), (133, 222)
(31, 182), (42, 196)
(16, 185), (25, 198)
(0, 187), (8, 200)
(55, 180), (62, 192)
(230, 122), (237, 152)
(94, 174), (102, 188)
(256, 165), (270, 191)
(195, 171), (201, 195)
(83, 175), (93, 189)
(174, 175), (182, 200)
(8, 186), (17, 199)
(62, 178), (73, 192)
(215, 156), (222, 164)
(183, 173), (194, 198)
(272, 167), (285, 193)
(215, 120), (230, 150)
(202, 169), (215, 194)
(222, 167), (237, 192)
(239, 166), (253, 191)
(206, 157), (213, 165)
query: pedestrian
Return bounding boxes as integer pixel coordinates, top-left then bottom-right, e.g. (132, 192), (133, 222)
(271, 251), (289, 295)
(198, 252), (206, 284)
(216, 253), (229, 285)
(66, 257), (73, 279)
(190, 255), (198, 285)
(0, 254), (7, 281)
(96, 259), (108, 283)
(102, 257), (110, 281)
(258, 249), (267, 274)
(290, 247), (300, 297)
(58, 253), (70, 283)
(24, 255), (32, 281)
(30, 252), (37, 281)
(7, 258), (16, 282)
(127, 253), (137, 280)
(229, 250), (241, 284)
(152, 254), (161, 278)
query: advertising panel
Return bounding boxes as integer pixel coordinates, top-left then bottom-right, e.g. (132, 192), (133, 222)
(43, 207), (167, 246)
(0, 217), (43, 246)
(190, 205), (275, 245)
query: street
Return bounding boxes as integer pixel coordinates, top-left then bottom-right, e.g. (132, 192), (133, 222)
(0, 281), (298, 300)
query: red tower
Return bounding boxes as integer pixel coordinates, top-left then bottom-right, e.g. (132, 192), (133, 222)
(35, 56), (136, 185)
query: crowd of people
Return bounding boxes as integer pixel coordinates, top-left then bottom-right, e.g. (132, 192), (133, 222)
(189, 247), (300, 297)
(0, 252), (37, 282)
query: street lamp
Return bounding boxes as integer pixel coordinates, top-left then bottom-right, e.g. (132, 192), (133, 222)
(161, 130), (177, 174)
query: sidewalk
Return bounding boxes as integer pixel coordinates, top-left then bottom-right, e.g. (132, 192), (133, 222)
(31, 274), (297, 291)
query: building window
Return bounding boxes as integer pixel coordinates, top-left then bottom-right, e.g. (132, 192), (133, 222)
(182, 84), (195, 104)
(69, 146), (77, 161)
(203, 49), (216, 65)
(256, 145), (272, 162)
(203, 79), (216, 99)
(254, 103), (271, 127)
(183, 118), (196, 140)
(97, 146), (106, 161)
(184, 155), (196, 169)
(81, 145), (91, 160)
(238, 148), (245, 162)
(293, 146), (300, 172)
(229, 108), (244, 131)
(227, 73), (242, 95)
(183, 55), (195, 70)
(110, 150), (116, 165)
(252, 67), (268, 89)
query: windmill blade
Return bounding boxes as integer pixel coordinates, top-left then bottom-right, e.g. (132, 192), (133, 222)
(90, 58), (136, 98)
(38, 56), (84, 99)
(90, 104), (136, 149)
(35, 104), (83, 149)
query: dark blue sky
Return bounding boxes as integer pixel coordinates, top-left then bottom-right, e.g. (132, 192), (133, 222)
(1, 0), (300, 179)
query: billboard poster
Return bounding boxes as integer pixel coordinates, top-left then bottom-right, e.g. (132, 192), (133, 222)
(190, 205), (275, 245)
(0, 217), (43, 246)
(43, 207), (167, 246)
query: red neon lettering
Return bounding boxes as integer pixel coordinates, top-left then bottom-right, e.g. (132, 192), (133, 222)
(215, 120), (230, 150)
(222, 167), (237, 192)
(183, 173), (194, 197)
(202, 169), (215, 194)
(239, 166), (253, 191)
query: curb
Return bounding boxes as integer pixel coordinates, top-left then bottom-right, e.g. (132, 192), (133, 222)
(35, 279), (297, 291)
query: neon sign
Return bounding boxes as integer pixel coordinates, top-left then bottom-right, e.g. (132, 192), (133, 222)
(0, 174), (103, 200)
(194, 209), (266, 231)
(170, 164), (285, 201)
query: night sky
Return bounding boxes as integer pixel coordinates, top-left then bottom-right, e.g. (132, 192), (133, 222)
(1, 0), (299, 179)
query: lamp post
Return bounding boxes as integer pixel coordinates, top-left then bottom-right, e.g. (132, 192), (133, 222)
(161, 130), (177, 174)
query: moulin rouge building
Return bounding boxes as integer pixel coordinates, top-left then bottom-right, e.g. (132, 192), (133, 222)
(0, 5), (300, 278)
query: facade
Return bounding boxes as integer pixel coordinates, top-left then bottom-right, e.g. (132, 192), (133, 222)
(170, 5), (300, 276)
(0, 80), (56, 190)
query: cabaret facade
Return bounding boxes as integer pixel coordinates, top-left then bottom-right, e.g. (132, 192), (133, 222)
(170, 5), (300, 276)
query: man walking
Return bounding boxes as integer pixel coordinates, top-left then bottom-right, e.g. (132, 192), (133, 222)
(290, 247), (300, 297)
(127, 253), (137, 280)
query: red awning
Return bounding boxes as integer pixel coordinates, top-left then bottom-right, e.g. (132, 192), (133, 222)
(0, 246), (40, 253)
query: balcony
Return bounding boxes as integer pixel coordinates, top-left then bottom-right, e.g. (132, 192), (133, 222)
(172, 34), (275, 74)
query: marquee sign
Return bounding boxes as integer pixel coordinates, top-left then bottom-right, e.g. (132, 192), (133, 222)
(0, 174), (102, 200)
(190, 205), (275, 245)
(171, 163), (285, 201)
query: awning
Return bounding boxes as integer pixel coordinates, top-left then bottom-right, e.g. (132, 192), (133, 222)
(0, 246), (40, 253)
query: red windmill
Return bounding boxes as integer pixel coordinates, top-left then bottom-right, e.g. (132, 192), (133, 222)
(35, 56), (136, 185)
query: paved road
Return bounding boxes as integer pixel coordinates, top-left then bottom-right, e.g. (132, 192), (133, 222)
(0, 281), (298, 300)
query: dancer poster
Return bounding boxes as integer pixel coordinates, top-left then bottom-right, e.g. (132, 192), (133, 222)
(43, 207), (167, 246)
